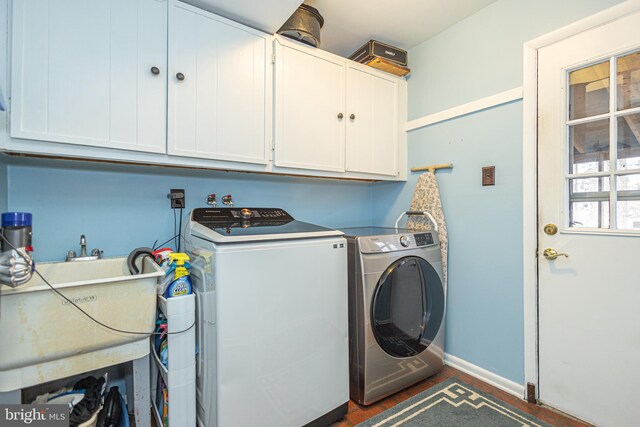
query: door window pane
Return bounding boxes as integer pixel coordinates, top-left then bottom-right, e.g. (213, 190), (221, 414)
(569, 177), (610, 229)
(616, 173), (640, 191)
(569, 201), (610, 228)
(569, 119), (610, 173)
(616, 174), (640, 230)
(569, 61), (610, 120)
(617, 113), (640, 170)
(617, 50), (640, 111)
(572, 160), (610, 174)
(570, 176), (610, 193)
(617, 202), (640, 229)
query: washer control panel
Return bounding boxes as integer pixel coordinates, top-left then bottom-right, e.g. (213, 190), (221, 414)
(194, 207), (292, 222)
(228, 208), (290, 219)
(192, 208), (294, 230)
(358, 232), (437, 254)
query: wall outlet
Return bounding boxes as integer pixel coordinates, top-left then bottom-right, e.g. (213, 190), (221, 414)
(482, 166), (495, 186)
(169, 189), (185, 209)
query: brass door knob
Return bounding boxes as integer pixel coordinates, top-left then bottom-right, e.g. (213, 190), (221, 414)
(543, 248), (568, 260)
(543, 224), (558, 235)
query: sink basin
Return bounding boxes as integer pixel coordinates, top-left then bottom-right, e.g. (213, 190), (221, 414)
(0, 257), (163, 392)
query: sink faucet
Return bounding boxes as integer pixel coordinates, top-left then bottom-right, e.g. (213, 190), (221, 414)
(66, 234), (103, 262)
(79, 234), (88, 257)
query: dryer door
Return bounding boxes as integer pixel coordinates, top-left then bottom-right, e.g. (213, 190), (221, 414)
(371, 256), (444, 358)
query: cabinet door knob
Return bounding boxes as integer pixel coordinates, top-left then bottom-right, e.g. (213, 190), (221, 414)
(337, 113), (344, 119)
(150, 66), (160, 75)
(350, 114), (356, 120)
(176, 72), (185, 81)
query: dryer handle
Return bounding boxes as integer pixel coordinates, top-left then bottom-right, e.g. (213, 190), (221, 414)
(394, 211), (438, 232)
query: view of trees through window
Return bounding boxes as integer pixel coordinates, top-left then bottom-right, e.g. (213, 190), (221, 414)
(570, 158), (640, 229)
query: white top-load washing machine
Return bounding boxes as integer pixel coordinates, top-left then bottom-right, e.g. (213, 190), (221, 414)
(184, 207), (349, 427)
(341, 226), (446, 405)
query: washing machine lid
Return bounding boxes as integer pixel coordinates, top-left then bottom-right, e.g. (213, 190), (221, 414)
(188, 207), (342, 243)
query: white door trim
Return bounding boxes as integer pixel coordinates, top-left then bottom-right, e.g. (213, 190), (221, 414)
(522, 0), (640, 399)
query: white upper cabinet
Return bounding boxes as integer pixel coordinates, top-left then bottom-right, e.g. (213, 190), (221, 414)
(273, 37), (405, 178)
(10, 0), (167, 153)
(346, 66), (398, 176)
(168, 2), (270, 165)
(274, 40), (346, 172)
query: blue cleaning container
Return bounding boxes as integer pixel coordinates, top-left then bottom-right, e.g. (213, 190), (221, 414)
(1, 212), (33, 252)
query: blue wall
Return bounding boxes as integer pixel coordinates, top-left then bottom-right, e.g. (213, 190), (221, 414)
(5, 157), (372, 261)
(0, 158), (7, 213)
(373, 0), (623, 384)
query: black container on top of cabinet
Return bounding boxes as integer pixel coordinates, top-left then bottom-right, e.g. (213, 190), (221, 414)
(349, 40), (408, 66)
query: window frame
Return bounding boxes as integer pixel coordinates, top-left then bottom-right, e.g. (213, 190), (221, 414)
(562, 47), (640, 235)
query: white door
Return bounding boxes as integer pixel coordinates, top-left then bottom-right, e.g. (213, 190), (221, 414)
(274, 40), (345, 172)
(168, 2), (270, 164)
(11, 0), (167, 153)
(537, 10), (640, 427)
(345, 66), (398, 177)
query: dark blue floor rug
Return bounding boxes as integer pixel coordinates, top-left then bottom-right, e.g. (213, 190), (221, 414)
(356, 377), (552, 427)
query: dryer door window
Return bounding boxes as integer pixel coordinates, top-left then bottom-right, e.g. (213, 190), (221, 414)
(371, 256), (445, 358)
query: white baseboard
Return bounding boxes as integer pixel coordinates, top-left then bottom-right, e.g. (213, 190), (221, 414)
(444, 353), (525, 398)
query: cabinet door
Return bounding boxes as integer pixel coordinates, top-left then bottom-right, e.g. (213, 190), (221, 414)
(346, 67), (398, 176)
(168, 3), (269, 165)
(274, 42), (345, 172)
(11, 0), (167, 153)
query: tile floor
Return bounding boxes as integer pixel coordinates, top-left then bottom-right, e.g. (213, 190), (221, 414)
(331, 366), (591, 427)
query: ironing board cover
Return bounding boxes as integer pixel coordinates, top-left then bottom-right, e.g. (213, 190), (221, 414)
(406, 172), (448, 287)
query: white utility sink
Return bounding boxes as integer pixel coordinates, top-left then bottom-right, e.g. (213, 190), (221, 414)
(0, 257), (163, 392)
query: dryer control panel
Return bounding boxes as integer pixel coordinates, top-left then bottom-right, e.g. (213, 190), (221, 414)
(357, 232), (437, 254)
(414, 233), (434, 246)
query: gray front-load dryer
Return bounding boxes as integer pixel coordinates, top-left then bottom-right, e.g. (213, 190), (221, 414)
(342, 227), (446, 405)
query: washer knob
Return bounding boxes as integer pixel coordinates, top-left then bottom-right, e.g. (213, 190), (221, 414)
(240, 208), (253, 219)
(400, 235), (410, 247)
